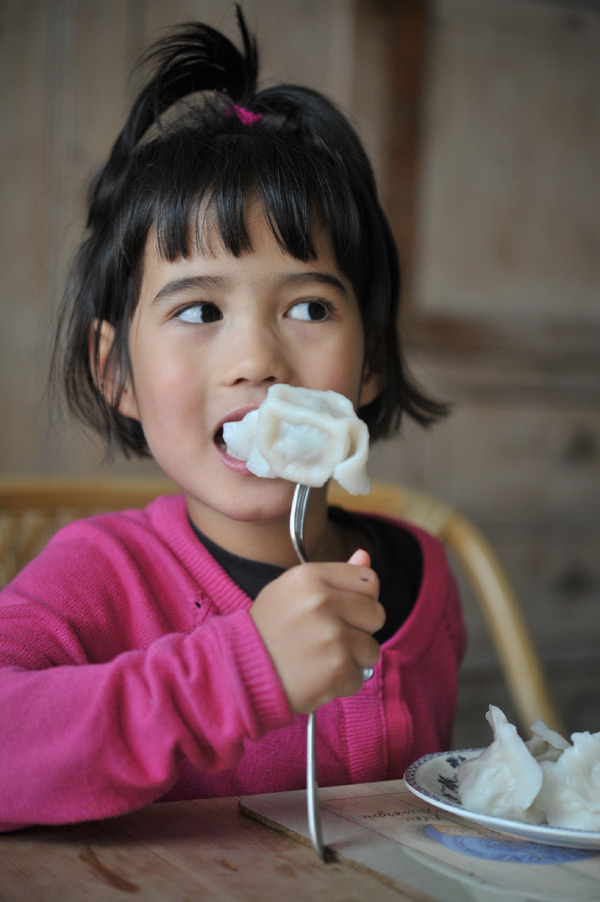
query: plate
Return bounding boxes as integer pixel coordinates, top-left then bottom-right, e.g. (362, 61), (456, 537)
(404, 749), (600, 850)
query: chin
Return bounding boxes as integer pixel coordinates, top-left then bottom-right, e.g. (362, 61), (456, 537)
(185, 478), (296, 523)
(230, 489), (296, 523)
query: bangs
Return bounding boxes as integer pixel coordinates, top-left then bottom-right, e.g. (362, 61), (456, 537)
(134, 124), (365, 287)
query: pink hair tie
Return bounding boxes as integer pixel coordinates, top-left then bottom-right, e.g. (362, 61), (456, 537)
(230, 103), (263, 126)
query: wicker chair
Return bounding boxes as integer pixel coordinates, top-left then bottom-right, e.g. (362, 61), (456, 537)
(0, 477), (176, 589)
(0, 476), (563, 735)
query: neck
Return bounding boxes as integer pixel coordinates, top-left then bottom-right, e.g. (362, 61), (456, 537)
(186, 486), (347, 568)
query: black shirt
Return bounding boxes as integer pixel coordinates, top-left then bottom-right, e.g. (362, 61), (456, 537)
(189, 506), (422, 644)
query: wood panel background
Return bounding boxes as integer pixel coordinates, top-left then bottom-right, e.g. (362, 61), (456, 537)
(1, 0), (599, 745)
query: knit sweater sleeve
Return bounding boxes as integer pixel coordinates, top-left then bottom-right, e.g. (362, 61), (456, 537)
(0, 512), (292, 831)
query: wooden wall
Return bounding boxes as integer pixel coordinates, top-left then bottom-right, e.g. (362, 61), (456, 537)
(388, 0), (600, 744)
(1, 0), (599, 744)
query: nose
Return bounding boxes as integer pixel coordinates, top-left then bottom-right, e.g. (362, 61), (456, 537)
(225, 319), (287, 387)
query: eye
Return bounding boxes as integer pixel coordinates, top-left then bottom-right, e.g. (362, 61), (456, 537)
(287, 300), (332, 322)
(175, 302), (223, 324)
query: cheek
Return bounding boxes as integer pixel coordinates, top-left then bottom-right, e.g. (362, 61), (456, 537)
(305, 364), (364, 411)
(130, 347), (199, 425)
(320, 335), (366, 401)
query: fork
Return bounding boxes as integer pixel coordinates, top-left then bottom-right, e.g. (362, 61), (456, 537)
(289, 484), (326, 860)
(289, 483), (373, 862)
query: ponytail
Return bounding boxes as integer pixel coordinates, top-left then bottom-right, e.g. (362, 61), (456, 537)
(89, 6), (258, 227)
(124, 5), (258, 148)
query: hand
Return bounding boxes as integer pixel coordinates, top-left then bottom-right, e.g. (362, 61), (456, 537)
(250, 550), (384, 714)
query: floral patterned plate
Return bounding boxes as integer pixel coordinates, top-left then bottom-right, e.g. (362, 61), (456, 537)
(404, 750), (600, 850)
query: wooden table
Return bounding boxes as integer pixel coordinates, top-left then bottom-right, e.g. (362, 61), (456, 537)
(0, 796), (429, 902)
(4, 783), (599, 902)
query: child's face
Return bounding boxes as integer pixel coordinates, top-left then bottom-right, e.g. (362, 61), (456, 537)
(116, 202), (380, 535)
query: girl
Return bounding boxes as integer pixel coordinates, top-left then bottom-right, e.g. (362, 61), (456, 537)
(0, 8), (465, 830)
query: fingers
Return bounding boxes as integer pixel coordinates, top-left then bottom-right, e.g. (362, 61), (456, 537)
(312, 630), (381, 708)
(347, 549), (386, 637)
(313, 557), (380, 602)
(279, 563), (384, 638)
(250, 557), (384, 714)
(346, 628), (381, 678)
(334, 589), (385, 635)
(297, 559), (384, 634)
(347, 548), (370, 567)
(318, 608), (382, 676)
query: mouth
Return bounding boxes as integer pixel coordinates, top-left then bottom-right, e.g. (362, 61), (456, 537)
(214, 427), (250, 474)
(214, 425), (226, 452)
(213, 406), (256, 467)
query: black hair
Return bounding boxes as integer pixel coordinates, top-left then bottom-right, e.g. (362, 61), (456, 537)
(53, 5), (447, 458)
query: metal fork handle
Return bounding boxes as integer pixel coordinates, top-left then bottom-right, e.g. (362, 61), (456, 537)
(289, 483), (373, 862)
(290, 483), (311, 564)
(306, 710), (325, 859)
(290, 485), (327, 860)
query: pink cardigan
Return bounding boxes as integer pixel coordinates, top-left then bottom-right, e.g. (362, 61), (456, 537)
(0, 495), (465, 830)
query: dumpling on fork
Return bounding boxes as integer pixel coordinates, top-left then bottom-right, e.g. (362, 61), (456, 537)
(223, 384), (370, 494)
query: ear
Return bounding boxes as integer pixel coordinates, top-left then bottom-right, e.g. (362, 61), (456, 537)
(90, 320), (140, 421)
(358, 361), (383, 408)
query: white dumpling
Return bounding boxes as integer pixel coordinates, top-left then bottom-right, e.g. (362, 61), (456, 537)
(525, 718), (570, 764)
(223, 384), (370, 494)
(535, 731), (600, 830)
(457, 705), (544, 823)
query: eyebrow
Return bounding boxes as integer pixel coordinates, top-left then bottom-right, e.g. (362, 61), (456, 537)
(151, 271), (349, 305)
(152, 275), (225, 305)
(285, 272), (349, 298)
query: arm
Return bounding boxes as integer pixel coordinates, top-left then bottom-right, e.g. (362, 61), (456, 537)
(0, 538), (291, 830)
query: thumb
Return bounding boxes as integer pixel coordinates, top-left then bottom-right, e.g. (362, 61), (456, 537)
(347, 548), (371, 567)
